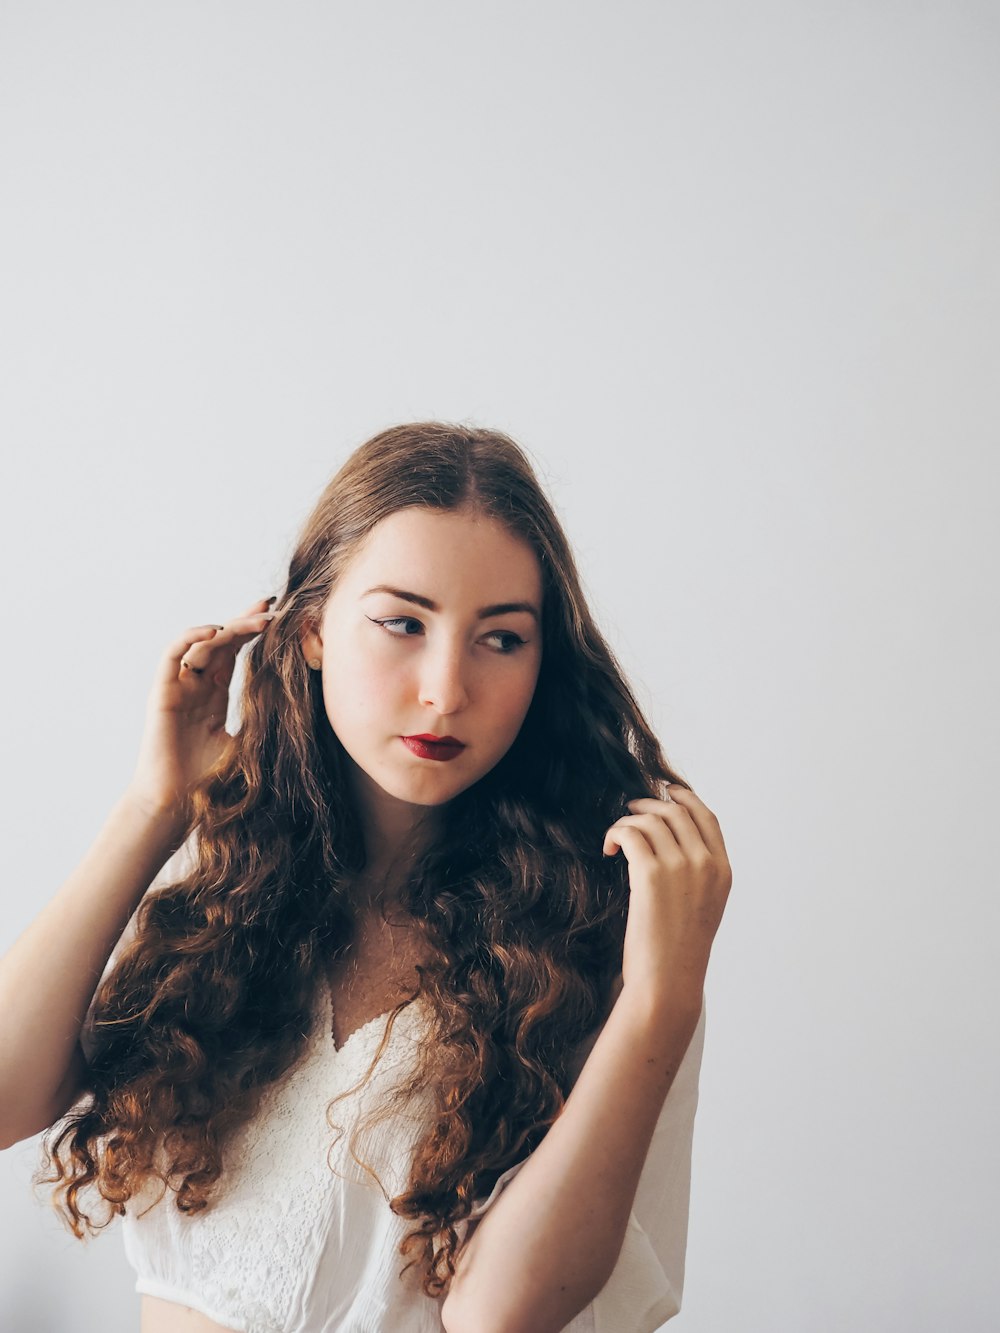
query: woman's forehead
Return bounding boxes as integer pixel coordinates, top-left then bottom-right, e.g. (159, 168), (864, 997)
(337, 507), (542, 602)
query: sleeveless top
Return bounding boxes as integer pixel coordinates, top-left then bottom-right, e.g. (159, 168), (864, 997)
(80, 838), (708, 1332)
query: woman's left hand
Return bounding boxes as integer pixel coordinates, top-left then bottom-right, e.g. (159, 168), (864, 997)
(603, 787), (733, 1011)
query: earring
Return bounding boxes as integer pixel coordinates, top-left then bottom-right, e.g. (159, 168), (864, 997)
(309, 659), (321, 671)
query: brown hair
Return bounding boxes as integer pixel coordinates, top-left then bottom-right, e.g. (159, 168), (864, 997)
(35, 421), (689, 1297)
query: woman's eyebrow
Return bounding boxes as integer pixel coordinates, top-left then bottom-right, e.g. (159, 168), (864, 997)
(361, 585), (540, 623)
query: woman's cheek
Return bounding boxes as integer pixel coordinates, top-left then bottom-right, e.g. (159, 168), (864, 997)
(367, 658), (410, 712)
(496, 678), (535, 739)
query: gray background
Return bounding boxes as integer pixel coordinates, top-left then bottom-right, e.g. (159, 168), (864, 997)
(1, 2), (997, 1330)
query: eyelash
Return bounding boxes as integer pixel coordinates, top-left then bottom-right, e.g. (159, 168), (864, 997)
(369, 616), (528, 655)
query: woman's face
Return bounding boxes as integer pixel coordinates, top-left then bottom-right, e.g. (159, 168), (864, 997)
(302, 506), (544, 816)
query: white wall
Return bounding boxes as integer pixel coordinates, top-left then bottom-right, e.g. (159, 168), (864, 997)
(1, 3), (996, 1329)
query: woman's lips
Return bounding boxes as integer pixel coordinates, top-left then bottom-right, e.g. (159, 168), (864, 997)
(401, 736), (466, 762)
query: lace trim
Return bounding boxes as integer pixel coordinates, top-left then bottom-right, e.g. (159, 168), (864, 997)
(125, 979), (433, 1331)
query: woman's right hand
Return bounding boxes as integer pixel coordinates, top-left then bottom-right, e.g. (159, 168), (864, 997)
(126, 596), (279, 820)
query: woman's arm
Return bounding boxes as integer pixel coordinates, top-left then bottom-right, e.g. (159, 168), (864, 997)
(441, 984), (703, 1333)
(0, 791), (186, 1149)
(442, 785), (731, 1333)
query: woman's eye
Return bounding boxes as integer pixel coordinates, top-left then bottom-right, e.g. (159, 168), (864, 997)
(369, 617), (526, 654)
(486, 631), (526, 654)
(371, 616), (423, 637)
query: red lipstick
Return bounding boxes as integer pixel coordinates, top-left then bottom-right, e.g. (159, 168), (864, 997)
(401, 734), (466, 762)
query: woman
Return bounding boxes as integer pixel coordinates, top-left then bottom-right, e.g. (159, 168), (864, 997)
(12, 422), (731, 1332)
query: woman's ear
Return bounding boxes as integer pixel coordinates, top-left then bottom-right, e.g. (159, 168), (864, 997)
(299, 620), (324, 670)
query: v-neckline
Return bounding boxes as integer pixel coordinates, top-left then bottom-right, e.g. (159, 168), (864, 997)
(320, 969), (424, 1057)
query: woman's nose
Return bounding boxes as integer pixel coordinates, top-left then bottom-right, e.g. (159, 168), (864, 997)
(417, 644), (469, 714)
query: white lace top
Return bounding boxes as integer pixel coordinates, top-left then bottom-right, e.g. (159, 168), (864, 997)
(81, 837), (707, 1333)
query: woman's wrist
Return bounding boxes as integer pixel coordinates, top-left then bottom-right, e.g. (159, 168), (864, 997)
(118, 787), (190, 845)
(618, 972), (705, 1031)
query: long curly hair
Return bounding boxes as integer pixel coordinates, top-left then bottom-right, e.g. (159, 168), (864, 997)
(35, 421), (690, 1298)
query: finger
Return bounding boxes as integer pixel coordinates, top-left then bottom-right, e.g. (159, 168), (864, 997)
(609, 813), (687, 864)
(156, 624), (226, 689)
(656, 787), (729, 860)
(603, 823), (659, 865)
(190, 612), (275, 666)
(626, 798), (708, 860)
(160, 613), (274, 688)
